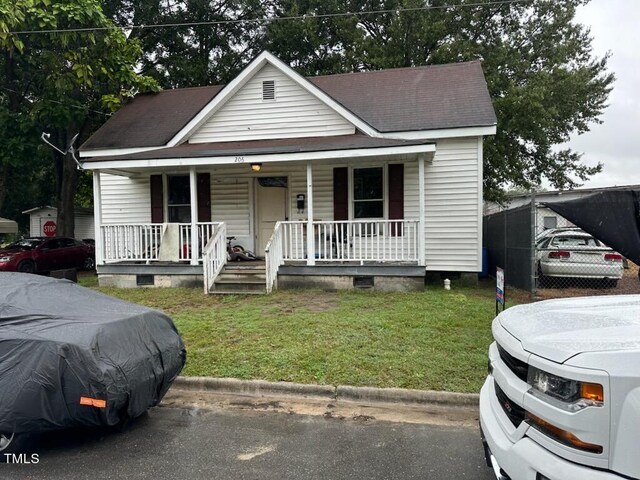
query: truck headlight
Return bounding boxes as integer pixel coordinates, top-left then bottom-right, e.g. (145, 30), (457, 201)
(527, 366), (603, 411)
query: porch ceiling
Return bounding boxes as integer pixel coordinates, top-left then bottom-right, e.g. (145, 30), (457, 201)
(80, 135), (436, 171)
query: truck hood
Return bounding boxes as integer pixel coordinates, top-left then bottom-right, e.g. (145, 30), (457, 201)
(497, 295), (640, 363)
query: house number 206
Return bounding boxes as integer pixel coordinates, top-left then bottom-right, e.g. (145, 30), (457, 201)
(234, 156), (245, 163)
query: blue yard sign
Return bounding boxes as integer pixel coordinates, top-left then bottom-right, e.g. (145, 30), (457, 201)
(496, 267), (505, 315)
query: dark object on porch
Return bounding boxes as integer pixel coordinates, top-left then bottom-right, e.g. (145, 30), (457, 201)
(544, 190), (640, 268)
(50, 268), (77, 283)
(0, 273), (185, 438)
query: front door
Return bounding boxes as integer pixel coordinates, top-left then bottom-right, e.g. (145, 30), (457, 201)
(256, 178), (287, 257)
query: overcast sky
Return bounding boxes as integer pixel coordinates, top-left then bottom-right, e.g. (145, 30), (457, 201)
(562, 0), (640, 188)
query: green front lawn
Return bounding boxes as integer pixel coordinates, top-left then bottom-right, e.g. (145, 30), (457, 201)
(87, 279), (511, 393)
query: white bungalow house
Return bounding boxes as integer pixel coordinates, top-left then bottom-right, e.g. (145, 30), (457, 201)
(78, 51), (497, 293)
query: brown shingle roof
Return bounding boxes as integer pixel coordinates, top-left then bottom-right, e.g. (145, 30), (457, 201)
(82, 86), (223, 150)
(307, 61), (496, 132)
(82, 135), (434, 162)
(81, 60), (495, 152)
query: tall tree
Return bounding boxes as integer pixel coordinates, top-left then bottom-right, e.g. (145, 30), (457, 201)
(261, 0), (613, 200)
(103, 0), (268, 87)
(0, 0), (157, 235)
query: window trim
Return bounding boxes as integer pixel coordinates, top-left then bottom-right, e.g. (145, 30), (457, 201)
(349, 165), (387, 220)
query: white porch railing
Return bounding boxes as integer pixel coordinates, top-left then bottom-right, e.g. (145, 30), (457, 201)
(101, 222), (221, 264)
(202, 223), (227, 293)
(265, 221), (285, 294)
(178, 223), (221, 261)
(280, 220), (420, 263)
(101, 224), (165, 263)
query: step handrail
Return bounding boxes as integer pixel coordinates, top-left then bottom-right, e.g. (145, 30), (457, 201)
(264, 221), (284, 293)
(202, 223), (227, 294)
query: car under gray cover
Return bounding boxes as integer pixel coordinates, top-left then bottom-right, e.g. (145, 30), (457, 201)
(0, 273), (185, 436)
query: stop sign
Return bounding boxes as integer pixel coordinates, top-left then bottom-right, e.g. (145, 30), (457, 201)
(43, 220), (57, 237)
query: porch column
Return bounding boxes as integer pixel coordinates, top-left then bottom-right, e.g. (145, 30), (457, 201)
(306, 161), (315, 266)
(189, 167), (199, 265)
(92, 171), (103, 266)
(418, 154), (426, 266)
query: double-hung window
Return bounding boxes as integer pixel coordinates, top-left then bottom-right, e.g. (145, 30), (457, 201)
(353, 167), (384, 219)
(167, 175), (191, 223)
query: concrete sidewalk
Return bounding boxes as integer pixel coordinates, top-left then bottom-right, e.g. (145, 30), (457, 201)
(162, 376), (480, 427)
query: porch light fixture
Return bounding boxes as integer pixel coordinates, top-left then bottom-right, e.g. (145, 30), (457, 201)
(251, 163), (262, 172)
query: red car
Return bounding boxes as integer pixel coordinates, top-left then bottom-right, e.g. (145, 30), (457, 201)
(0, 237), (95, 273)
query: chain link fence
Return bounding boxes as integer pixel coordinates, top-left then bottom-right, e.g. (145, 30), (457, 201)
(484, 199), (640, 300)
(534, 204), (639, 299)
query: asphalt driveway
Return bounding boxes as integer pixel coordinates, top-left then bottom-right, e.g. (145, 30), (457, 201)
(2, 406), (493, 480)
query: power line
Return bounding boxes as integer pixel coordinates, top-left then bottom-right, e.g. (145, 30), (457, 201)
(7, 0), (531, 35)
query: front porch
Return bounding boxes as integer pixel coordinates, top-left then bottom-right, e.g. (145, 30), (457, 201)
(96, 218), (426, 293)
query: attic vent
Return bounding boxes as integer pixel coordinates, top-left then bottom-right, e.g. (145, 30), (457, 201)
(262, 80), (275, 101)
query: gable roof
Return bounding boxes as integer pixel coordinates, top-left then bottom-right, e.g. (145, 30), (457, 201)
(167, 51), (379, 146)
(81, 57), (496, 153)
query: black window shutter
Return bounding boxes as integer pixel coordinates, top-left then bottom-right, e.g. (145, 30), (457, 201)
(150, 175), (164, 223)
(197, 173), (211, 222)
(333, 167), (349, 220)
(388, 164), (404, 236)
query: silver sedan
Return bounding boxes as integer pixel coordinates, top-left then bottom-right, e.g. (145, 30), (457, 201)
(536, 229), (623, 287)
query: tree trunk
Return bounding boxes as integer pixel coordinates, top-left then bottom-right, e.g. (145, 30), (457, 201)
(55, 126), (80, 238)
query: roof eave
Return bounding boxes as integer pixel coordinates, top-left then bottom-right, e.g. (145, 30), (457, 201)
(380, 124), (497, 140)
(80, 143), (436, 171)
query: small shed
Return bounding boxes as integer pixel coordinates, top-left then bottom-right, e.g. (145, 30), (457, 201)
(22, 206), (95, 240)
(0, 217), (18, 234)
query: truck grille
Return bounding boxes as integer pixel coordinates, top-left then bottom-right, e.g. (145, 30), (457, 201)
(495, 383), (525, 428)
(497, 344), (529, 382)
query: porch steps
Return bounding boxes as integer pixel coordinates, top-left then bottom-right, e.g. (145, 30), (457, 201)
(210, 263), (267, 295)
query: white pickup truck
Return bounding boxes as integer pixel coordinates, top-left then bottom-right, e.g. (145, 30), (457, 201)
(480, 295), (640, 480)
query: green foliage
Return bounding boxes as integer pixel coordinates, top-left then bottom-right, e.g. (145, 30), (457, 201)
(103, 0), (268, 87)
(0, 0), (158, 224)
(260, 0), (613, 200)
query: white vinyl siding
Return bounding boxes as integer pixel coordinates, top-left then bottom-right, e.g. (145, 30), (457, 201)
(423, 137), (482, 272)
(74, 214), (95, 240)
(100, 173), (151, 224)
(211, 178), (251, 243)
(188, 64), (356, 143)
(307, 164), (333, 221)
